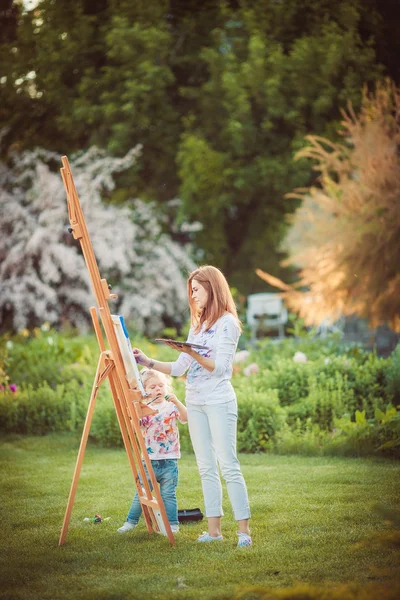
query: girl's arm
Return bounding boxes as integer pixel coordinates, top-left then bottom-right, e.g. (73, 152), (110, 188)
(167, 394), (188, 423)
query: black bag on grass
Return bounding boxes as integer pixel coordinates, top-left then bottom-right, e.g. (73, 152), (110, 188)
(178, 508), (203, 523)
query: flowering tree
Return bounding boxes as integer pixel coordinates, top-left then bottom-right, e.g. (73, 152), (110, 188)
(257, 80), (400, 332)
(0, 146), (195, 334)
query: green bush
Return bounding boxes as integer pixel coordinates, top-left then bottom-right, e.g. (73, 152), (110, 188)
(271, 407), (400, 458)
(1, 328), (399, 457)
(268, 360), (311, 406)
(343, 354), (389, 417)
(285, 375), (352, 430)
(385, 343), (400, 406)
(0, 382), (71, 435)
(5, 330), (97, 389)
(0, 375), (110, 438)
(330, 407), (400, 457)
(237, 389), (286, 453)
(90, 399), (124, 447)
(272, 419), (330, 456)
(253, 329), (369, 366)
(236, 359), (311, 406)
(236, 353), (393, 422)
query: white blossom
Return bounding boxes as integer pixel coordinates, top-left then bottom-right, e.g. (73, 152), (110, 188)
(0, 146), (196, 334)
(293, 351), (308, 363)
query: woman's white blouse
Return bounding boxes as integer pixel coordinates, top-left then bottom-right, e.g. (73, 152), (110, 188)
(170, 313), (240, 406)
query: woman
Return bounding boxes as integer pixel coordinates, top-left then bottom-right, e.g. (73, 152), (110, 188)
(133, 265), (252, 547)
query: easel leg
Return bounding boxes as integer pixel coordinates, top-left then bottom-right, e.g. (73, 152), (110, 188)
(59, 352), (110, 545)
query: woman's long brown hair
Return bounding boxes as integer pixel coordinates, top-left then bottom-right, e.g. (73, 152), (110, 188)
(187, 265), (242, 333)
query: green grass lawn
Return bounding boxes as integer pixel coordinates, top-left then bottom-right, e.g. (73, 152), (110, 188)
(1, 434), (399, 600)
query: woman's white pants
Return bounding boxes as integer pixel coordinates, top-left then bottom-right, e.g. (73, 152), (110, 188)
(187, 399), (251, 521)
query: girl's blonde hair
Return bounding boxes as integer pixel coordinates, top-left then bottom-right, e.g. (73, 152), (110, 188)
(187, 265), (242, 333)
(140, 368), (173, 394)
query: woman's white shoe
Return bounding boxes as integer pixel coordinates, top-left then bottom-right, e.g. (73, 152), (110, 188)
(196, 531), (223, 542)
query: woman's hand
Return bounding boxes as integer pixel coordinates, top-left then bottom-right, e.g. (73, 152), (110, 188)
(165, 341), (194, 356)
(132, 347), (150, 366)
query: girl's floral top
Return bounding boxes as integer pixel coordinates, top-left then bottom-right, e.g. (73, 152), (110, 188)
(170, 313), (240, 406)
(140, 400), (184, 460)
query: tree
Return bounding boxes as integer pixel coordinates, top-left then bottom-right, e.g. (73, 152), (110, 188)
(0, 0), (112, 155)
(0, 145), (195, 334)
(72, 11), (179, 201)
(257, 80), (400, 331)
(177, 2), (384, 291)
(1, 0), (399, 293)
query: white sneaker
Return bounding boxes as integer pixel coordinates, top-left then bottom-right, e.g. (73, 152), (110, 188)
(196, 531), (223, 543)
(237, 531), (252, 547)
(117, 522), (137, 534)
(171, 524), (179, 533)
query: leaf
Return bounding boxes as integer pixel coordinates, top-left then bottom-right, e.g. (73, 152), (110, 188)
(355, 410), (367, 426)
(374, 408), (385, 422)
(377, 439), (400, 450)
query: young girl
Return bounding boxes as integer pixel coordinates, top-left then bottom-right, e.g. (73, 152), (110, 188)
(117, 369), (187, 534)
(132, 265), (252, 547)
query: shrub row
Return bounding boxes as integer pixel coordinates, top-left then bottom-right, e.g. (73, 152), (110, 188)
(1, 330), (399, 457)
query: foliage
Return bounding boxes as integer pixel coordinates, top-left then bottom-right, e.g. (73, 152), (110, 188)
(273, 406), (400, 458)
(250, 329), (368, 364)
(1, 0), (393, 291)
(88, 398), (125, 448)
(0, 382), (67, 435)
(177, 7), (383, 290)
(332, 406), (400, 454)
(73, 14), (179, 200)
(4, 327), (96, 389)
(0, 146), (195, 334)
(236, 388), (286, 453)
(0, 327), (190, 447)
(258, 79), (400, 330)
(385, 343), (400, 406)
(2, 327), (400, 456)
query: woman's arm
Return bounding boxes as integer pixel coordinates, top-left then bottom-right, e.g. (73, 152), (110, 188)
(185, 348), (215, 373)
(178, 316), (240, 375)
(132, 348), (172, 374)
(161, 341), (215, 373)
(211, 317), (240, 377)
(132, 344), (194, 377)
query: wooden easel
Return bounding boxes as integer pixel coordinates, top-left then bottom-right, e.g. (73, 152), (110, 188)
(58, 156), (175, 546)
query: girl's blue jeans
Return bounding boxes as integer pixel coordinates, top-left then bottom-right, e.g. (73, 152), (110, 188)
(127, 458), (179, 526)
